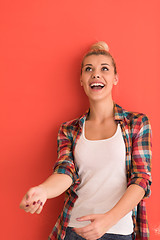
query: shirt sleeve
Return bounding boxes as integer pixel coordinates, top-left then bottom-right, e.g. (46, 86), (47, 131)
(128, 114), (152, 199)
(53, 123), (79, 185)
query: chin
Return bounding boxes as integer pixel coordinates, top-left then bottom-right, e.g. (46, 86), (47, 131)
(88, 93), (112, 101)
(88, 96), (107, 102)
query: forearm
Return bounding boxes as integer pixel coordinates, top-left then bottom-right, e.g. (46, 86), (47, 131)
(39, 173), (72, 199)
(74, 185), (145, 239)
(107, 184), (145, 222)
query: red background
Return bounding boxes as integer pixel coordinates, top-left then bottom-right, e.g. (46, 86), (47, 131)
(0, 0), (159, 239)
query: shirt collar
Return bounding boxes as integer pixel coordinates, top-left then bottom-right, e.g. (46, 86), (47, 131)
(78, 101), (124, 128)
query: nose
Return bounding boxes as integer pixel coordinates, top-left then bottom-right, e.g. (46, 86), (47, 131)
(92, 74), (100, 79)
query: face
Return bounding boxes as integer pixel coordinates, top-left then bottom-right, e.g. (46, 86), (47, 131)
(80, 54), (118, 101)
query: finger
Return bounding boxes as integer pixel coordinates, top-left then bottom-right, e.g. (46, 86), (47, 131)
(35, 202), (43, 214)
(28, 201), (41, 214)
(29, 199), (45, 214)
(86, 236), (97, 240)
(19, 199), (26, 209)
(20, 192), (34, 209)
(83, 230), (98, 240)
(23, 201), (35, 213)
(26, 192), (41, 206)
(74, 224), (93, 235)
(23, 200), (35, 212)
(20, 195), (32, 209)
(24, 205), (31, 212)
(76, 214), (95, 222)
(24, 198), (41, 213)
(77, 228), (99, 240)
(25, 188), (36, 203)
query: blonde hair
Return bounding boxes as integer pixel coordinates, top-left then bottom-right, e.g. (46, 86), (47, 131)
(81, 41), (117, 74)
(90, 41), (109, 51)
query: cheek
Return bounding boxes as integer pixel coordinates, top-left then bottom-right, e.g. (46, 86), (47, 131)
(81, 75), (91, 83)
(103, 73), (115, 81)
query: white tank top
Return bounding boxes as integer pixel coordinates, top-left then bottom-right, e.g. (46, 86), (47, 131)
(68, 120), (133, 235)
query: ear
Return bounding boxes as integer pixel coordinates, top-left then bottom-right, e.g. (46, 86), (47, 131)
(80, 79), (83, 86)
(114, 74), (119, 85)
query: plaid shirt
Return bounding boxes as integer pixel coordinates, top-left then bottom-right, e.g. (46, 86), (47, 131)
(48, 102), (152, 240)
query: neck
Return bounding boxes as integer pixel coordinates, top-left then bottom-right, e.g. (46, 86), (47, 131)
(87, 97), (115, 123)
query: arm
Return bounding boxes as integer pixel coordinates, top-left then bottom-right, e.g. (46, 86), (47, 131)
(74, 184), (145, 240)
(39, 173), (72, 199)
(107, 184), (145, 222)
(127, 114), (152, 199)
(20, 122), (77, 214)
(19, 173), (72, 214)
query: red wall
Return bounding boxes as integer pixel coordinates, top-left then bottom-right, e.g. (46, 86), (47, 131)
(0, 0), (159, 239)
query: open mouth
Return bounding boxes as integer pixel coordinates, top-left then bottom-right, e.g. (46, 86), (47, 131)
(90, 82), (105, 90)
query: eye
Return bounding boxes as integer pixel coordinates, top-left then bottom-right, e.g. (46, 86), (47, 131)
(85, 67), (92, 72)
(101, 66), (109, 71)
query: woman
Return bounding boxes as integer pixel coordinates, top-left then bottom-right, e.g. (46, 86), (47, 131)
(20, 42), (152, 240)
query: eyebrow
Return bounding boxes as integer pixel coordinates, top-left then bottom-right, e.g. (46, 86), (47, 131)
(101, 63), (110, 66)
(84, 63), (110, 67)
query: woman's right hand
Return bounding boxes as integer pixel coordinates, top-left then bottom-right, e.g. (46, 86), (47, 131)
(19, 185), (47, 214)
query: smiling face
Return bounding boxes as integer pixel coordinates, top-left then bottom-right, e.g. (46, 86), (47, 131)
(80, 54), (118, 102)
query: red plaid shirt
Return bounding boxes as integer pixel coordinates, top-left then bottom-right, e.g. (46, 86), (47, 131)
(48, 102), (152, 240)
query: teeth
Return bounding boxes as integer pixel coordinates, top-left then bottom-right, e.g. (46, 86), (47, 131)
(90, 82), (105, 87)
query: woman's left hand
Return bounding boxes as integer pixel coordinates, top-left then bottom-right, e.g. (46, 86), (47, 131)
(73, 213), (117, 240)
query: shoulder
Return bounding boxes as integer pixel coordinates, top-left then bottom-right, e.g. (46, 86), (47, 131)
(59, 108), (89, 130)
(58, 116), (81, 139)
(115, 102), (150, 124)
(60, 117), (80, 129)
(120, 105), (152, 138)
(123, 107), (150, 124)
(115, 102), (151, 135)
